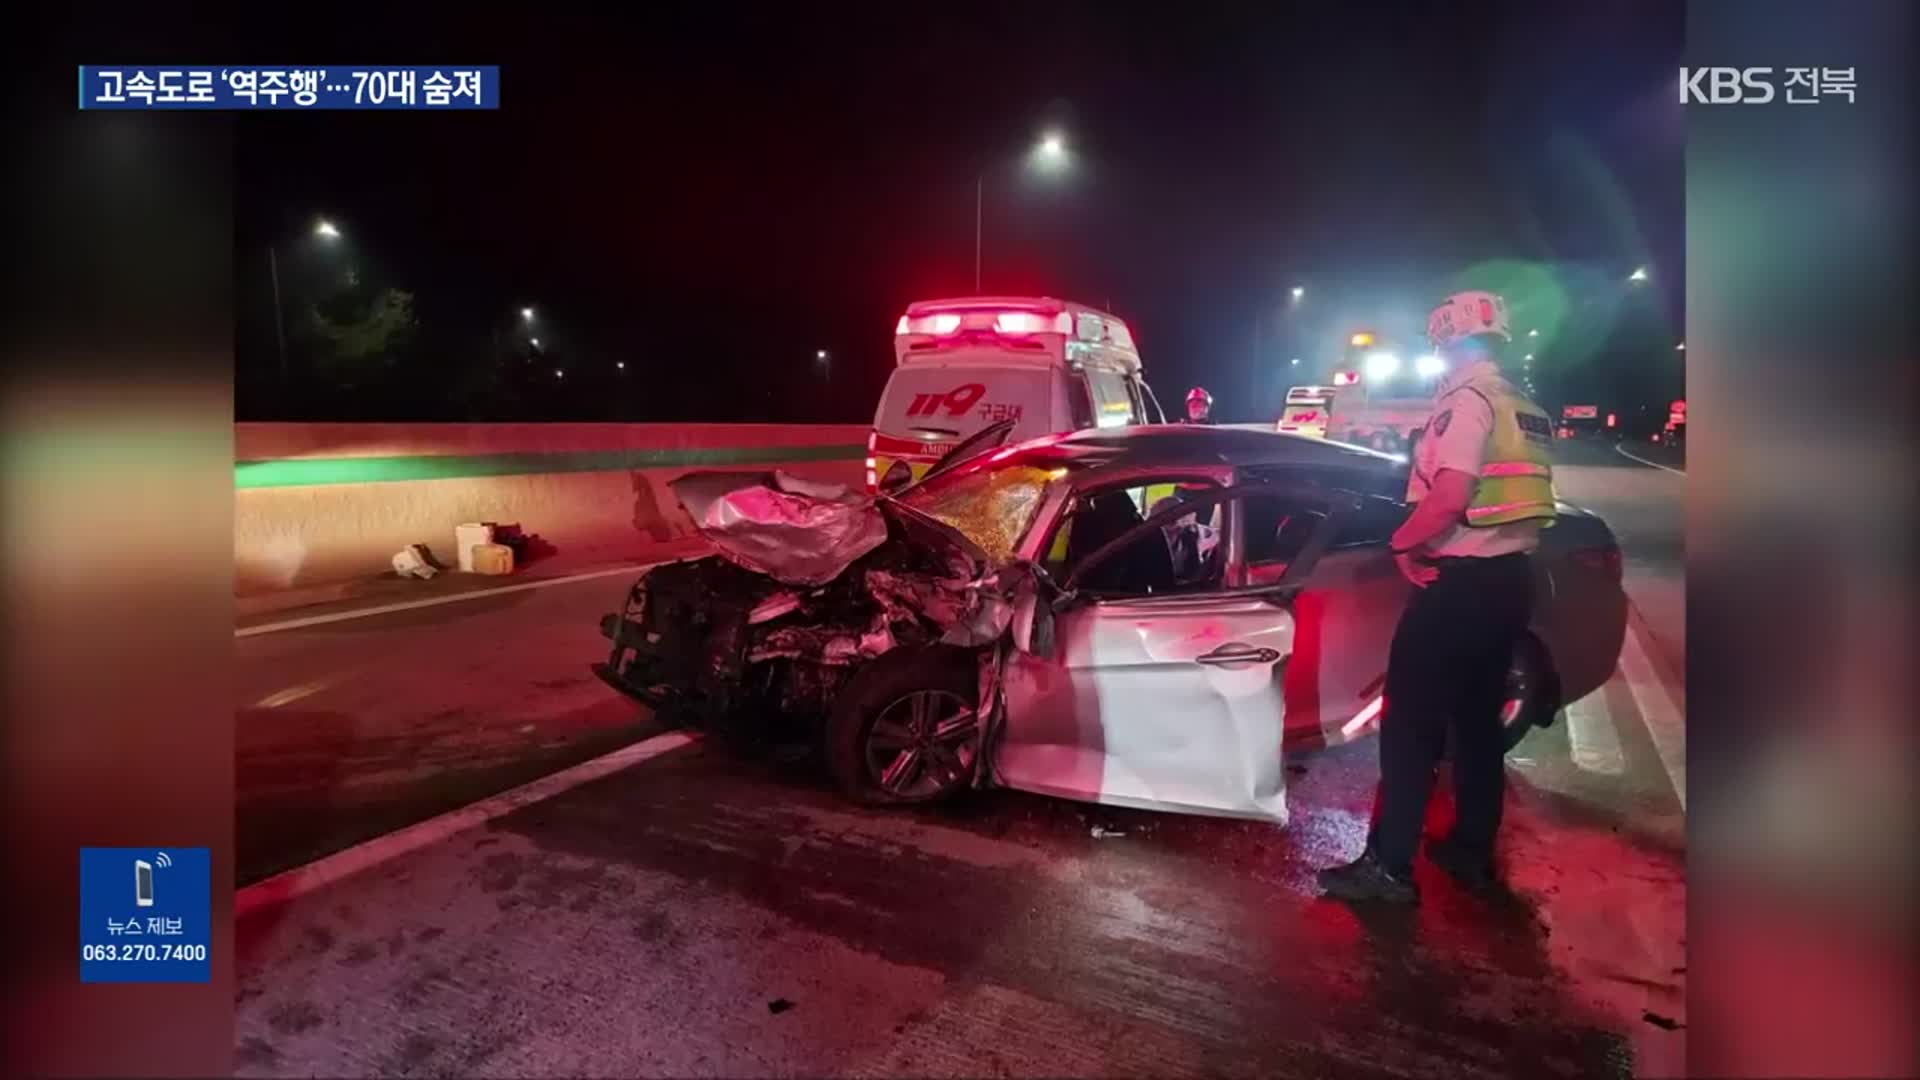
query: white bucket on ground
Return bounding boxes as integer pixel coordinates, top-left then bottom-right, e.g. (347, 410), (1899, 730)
(454, 523), (495, 572)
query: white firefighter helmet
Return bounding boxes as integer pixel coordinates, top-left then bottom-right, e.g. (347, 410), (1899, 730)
(1427, 291), (1511, 348)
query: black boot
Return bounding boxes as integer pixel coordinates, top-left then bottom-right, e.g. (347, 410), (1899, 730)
(1425, 836), (1499, 894)
(1318, 849), (1419, 904)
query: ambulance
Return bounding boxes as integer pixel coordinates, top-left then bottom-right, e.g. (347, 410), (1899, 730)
(1276, 385), (1335, 438)
(869, 296), (1163, 493)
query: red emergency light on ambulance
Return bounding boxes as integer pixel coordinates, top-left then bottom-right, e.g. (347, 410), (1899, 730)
(868, 296), (1161, 492)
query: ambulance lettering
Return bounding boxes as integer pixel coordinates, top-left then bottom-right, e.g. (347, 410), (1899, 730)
(906, 383), (987, 418)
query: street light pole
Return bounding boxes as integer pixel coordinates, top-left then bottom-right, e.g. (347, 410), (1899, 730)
(974, 173), (983, 293)
(977, 132), (1068, 294)
(267, 246), (288, 385)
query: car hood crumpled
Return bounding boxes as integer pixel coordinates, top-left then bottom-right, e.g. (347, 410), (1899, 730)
(664, 471), (1013, 664)
(671, 470), (892, 587)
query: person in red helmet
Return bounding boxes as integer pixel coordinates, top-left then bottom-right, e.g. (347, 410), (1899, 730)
(1183, 386), (1215, 424)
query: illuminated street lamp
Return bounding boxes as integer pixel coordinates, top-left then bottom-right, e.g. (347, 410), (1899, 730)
(1527, 328), (1539, 338)
(1289, 357), (1300, 366)
(816, 349), (829, 361)
(976, 130), (1072, 291)
(268, 217), (346, 387)
(521, 306), (535, 322)
(1628, 266), (1650, 283)
(1290, 286), (1305, 302)
(1675, 342), (1686, 351)
(554, 368), (564, 379)
(530, 337), (541, 349)
(616, 361), (626, 370)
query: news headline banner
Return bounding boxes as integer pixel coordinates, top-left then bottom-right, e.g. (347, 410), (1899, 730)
(78, 66), (499, 109)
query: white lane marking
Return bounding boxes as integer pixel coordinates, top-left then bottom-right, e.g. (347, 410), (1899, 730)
(237, 561), (666, 638)
(1562, 687), (1625, 776)
(235, 729), (700, 917)
(253, 679), (335, 709)
(1618, 620), (1686, 808)
(1614, 443), (1685, 475)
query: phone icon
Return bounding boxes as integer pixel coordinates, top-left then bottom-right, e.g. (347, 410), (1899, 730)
(135, 859), (154, 907)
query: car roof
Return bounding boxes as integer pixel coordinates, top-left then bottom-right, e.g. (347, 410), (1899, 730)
(997, 424), (1406, 475)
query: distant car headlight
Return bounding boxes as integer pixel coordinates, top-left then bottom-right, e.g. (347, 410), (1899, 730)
(1364, 351), (1400, 381)
(880, 460), (914, 493)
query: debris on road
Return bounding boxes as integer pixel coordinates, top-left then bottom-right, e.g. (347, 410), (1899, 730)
(455, 522), (495, 571)
(767, 998), (795, 1015)
(390, 544), (440, 580)
(472, 542), (515, 575)
(1091, 825), (1127, 839)
(490, 522), (553, 567)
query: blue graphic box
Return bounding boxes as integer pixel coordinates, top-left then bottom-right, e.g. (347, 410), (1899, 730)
(80, 847), (212, 983)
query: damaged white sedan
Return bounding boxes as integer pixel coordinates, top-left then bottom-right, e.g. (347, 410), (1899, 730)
(594, 423), (1627, 825)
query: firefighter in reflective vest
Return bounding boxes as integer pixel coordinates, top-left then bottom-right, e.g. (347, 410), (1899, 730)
(1320, 289), (1556, 904)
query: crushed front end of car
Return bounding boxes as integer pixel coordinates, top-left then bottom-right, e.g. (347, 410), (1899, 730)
(593, 470), (1010, 753)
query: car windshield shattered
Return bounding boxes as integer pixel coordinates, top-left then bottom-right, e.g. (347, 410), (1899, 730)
(894, 462), (1062, 563)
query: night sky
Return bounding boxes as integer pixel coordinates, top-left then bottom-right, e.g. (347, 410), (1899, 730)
(235, 3), (1685, 426)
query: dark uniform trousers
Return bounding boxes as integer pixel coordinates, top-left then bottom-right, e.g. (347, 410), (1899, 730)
(1370, 551), (1533, 876)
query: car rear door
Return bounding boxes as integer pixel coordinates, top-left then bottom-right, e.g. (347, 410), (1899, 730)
(997, 484), (1348, 823)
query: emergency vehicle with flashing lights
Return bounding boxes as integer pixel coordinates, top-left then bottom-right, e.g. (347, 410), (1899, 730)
(1557, 404), (1602, 440)
(868, 297), (1164, 493)
(1276, 385), (1334, 438)
(1666, 399), (1686, 443)
(1319, 329), (1446, 456)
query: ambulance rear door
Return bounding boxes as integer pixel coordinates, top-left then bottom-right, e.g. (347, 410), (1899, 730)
(870, 361), (1055, 491)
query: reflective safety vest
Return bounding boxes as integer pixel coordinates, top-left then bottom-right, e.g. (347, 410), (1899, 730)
(1415, 371), (1558, 528)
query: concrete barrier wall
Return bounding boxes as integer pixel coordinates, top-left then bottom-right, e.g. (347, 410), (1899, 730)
(235, 423), (868, 596)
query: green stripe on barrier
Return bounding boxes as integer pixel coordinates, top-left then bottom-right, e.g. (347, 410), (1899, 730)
(235, 444), (867, 489)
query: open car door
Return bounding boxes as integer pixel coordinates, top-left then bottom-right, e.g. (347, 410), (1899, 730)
(996, 482), (1353, 824)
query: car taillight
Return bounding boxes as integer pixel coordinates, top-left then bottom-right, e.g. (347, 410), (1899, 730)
(1572, 547), (1623, 582)
(992, 311), (1050, 334)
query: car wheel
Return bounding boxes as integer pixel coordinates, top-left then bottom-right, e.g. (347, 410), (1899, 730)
(1500, 635), (1560, 754)
(825, 646), (981, 805)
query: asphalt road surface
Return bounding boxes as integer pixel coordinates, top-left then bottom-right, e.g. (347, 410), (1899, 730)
(234, 452), (1686, 1078)
(1551, 438), (1685, 683)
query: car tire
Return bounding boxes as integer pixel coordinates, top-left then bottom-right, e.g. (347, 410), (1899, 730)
(1500, 635), (1561, 754)
(825, 646), (982, 806)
